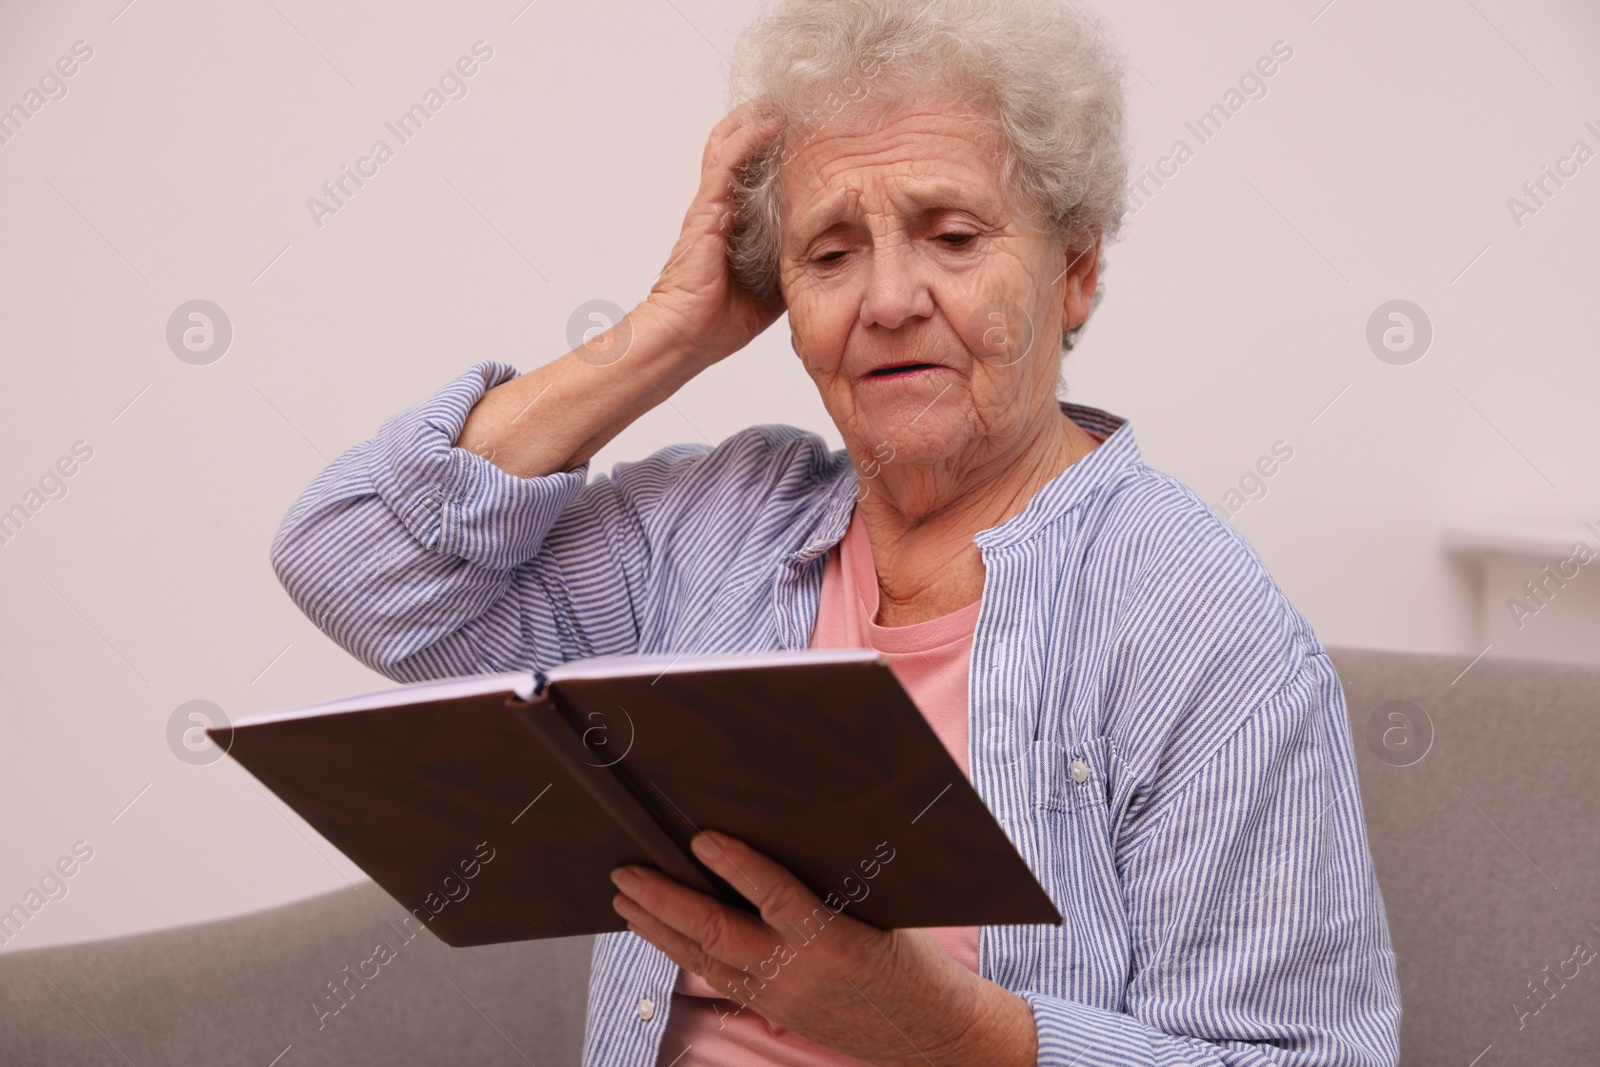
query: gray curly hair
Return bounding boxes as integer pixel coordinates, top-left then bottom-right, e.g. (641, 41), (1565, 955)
(726, 0), (1131, 354)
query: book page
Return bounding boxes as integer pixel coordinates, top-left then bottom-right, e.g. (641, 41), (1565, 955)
(543, 647), (881, 684)
(233, 648), (883, 727)
(233, 670), (537, 726)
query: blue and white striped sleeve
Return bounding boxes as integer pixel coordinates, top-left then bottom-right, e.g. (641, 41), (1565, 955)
(268, 359), (683, 683)
(1022, 651), (1401, 1067)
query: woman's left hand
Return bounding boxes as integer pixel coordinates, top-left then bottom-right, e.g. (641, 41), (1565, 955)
(610, 830), (1037, 1067)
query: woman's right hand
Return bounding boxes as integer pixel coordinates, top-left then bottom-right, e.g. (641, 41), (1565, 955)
(459, 105), (788, 478)
(640, 102), (788, 369)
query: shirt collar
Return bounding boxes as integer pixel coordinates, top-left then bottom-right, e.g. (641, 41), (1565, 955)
(786, 401), (1139, 562)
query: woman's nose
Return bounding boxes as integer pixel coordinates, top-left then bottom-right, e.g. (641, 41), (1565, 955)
(858, 235), (936, 332)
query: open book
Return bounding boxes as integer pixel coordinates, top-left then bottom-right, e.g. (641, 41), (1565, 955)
(213, 648), (1061, 947)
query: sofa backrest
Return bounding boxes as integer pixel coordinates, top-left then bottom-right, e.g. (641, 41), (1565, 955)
(1328, 646), (1600, 1067)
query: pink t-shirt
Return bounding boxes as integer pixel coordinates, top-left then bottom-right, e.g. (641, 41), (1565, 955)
(654, 508), (982, 1066)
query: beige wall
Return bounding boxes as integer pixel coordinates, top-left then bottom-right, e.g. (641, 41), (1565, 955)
(1, 0), (1596, 950)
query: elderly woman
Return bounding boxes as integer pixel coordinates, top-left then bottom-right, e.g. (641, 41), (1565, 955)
(271, 0), (1401, 1064)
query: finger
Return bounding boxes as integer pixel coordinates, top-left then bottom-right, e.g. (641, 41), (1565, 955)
(612, 864), (772, 966)
(698, 113), (784, 203)
(614, 894), (750, 997)
(682, 108), (784, 252)
(703, 100), (779, 167)
(718, 113), (784, 174)
(702, 103), (755, 165)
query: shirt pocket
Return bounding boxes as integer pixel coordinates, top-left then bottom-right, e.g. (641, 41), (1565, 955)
(1023, 735), (1130, 1005)
(1029, 734), (1113, 816)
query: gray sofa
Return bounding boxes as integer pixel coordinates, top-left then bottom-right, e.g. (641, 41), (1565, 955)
(4, 648), (1597, 1066)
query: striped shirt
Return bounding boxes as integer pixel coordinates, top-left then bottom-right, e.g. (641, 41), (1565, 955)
(270, 360), (1402, 1067)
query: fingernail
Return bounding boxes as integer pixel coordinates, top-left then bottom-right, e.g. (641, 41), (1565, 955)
(691, 832), (720, 860)
(611, 867), (641, 893)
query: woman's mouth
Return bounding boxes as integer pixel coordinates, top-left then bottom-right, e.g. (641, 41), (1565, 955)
(864, 362), (942, 380)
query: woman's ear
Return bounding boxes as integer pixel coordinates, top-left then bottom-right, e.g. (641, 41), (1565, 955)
(1059, 233), (1102, 332)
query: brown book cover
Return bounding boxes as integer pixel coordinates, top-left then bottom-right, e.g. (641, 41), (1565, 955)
(210, 649), (1062, 947)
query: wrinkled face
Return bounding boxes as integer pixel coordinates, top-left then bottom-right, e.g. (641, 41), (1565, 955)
(775, 96), (1088, 469)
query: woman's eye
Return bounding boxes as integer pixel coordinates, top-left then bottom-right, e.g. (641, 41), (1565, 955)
(812, 250), (846, 265)
(937, 232), (977, 247)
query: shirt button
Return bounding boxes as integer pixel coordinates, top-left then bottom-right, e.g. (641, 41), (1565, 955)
(1070, 759), (1090, 783)
(637, 997), (655, 1021)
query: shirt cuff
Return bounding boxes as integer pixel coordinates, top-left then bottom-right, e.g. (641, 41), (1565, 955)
(367, 359), (590, 570)
(1022, 990), (1159, 1067)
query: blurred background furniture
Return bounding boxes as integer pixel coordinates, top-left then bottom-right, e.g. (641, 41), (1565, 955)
(1443, 523), (1600, 666)
(2, 647), (1596, 1066)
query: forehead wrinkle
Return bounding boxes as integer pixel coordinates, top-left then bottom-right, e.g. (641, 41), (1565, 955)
(781, 113), (1005, 237)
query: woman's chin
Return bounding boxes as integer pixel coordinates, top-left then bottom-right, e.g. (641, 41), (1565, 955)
(841, 403), (974, 470)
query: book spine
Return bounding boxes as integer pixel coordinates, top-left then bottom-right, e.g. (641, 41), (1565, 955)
(508, 691), (722, 898)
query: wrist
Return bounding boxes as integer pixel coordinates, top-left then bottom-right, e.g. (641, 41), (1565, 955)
(630, 299), (720, 373)
(927, 978), (1038, 1067)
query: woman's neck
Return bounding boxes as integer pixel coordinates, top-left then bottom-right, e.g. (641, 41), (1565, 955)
(849, 407), (1099, 626)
